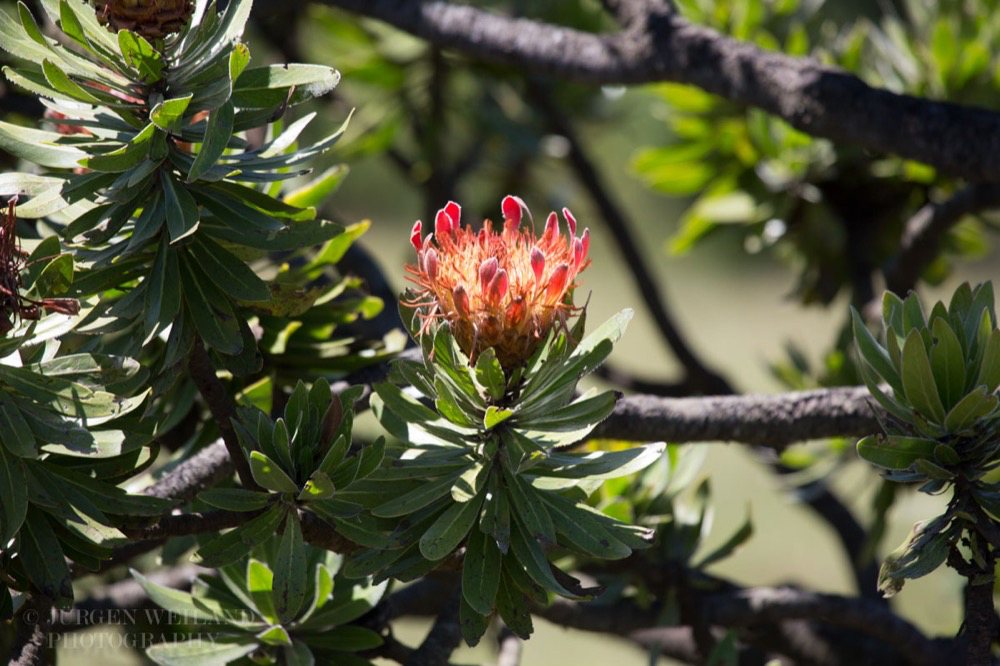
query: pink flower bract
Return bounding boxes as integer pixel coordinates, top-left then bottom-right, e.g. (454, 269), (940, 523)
(405, 196), (590, 370)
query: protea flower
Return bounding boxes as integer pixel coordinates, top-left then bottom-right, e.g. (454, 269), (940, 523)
(405, 196), (590, 370)
(91, 0), (193, 40)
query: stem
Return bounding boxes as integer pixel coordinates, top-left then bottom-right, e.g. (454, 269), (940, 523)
(10, 595), (53, 666)
(187, 338), (262, 491)
(964, 557), (997, 666)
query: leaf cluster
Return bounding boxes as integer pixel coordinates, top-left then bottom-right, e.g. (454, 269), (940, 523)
(134, 546), (384, 666)
(340, 303), (662, 644)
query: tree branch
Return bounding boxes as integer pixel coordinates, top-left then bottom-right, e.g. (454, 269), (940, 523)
(702, 586), (950, 666)
(883, 184), (1000, 297)
(142, 440), (233, 501)
(405, 587), (463, 666)
(323, 0), (1000, 181)
(593, 386), (879, 450)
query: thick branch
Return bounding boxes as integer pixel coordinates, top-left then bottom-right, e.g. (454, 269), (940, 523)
(593, 386), (879, 449)
(324, 0), (1000, 181)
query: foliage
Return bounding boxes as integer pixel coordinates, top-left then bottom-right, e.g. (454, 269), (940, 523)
(638, 0), (994, 307)
(134, 546), (385, 666)
(352, 299), (661, 644)
(854, 283), (1000, 596)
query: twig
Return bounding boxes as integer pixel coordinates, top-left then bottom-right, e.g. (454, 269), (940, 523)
(187, 339), (261, 491)
(323, 0), (1000, 182)
(406, 587), (463, 666)
(526, 80), (732, 395)
(883, 184), (1000, 297)
(9, 596), (53, 666)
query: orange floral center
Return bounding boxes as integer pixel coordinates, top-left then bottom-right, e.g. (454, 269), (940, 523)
(404, 196), (590, 370)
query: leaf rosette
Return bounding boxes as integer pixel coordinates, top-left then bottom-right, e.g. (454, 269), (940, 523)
(134, 546), (385, 666)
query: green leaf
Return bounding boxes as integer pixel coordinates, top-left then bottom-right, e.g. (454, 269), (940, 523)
(944, 386), (999, 433)
(151, 94), (194, 131)
(20, 508), (72, 605)
(902, 292), (926, 333)
(484, 406), (513, 430)
(118, 29), (162, 81)
(145, 638), (257, 666)
(508, 523), (583, 599)
(283, 164), (349, 208)
(190, 234), (270, 302)
(901, 329), (946, 423)
(914, 458), (954, 480)
(232, 64), (340, 108)
(0, 396), (35, 458)
(273, 515), (307, 623)
(929, 318), (966, 410)
(249, 450), (298, 493)
(256, 625), (291, 647)
(0, 444), (27, 542)
(459, 594), (490, 647)
(371, 466), (470, 518)
(0, 119), (85, 168)
(132, 570), (220, 621)
(518, 390), (618, 432)
(857, 435), (938, 470)
(298, 471), (336, 501)
(977, 330), (1000, 393)
(503, 465), (555, 545)
(198, 488), (273, 512)
(462, 526), (501, 615)
(475, 348), (505, 401)
(188, 100), (235, 183)
(196, 505), (285, 568)
(41, 58), (100, 103)
(179, 256), (242, 355)
(495, 570), (533, 640)
(479, 472), (510, 553)
(545, 496), (631, 560)
(84, 122), (157, 172)
(852, 307), (903, 396)
(538, 442), (666, 480)
(143, 236), (181, 343)
(371, 382), (439, 423)
(419, 491), (485, 561)
(162, 171), (201, 243)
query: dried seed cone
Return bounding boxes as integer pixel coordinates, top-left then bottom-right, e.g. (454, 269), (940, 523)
(92, 0), (193, 39)
(405, 196), (591, 370)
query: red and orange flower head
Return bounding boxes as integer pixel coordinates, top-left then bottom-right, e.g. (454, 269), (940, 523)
(405, 196), (591, 370)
